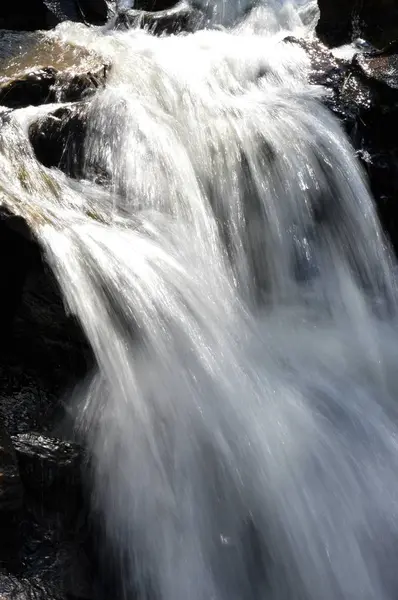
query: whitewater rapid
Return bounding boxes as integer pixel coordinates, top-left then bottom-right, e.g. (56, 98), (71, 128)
(2, 1), (398, 599)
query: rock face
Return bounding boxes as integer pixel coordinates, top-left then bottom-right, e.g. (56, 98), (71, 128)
(0, 417), (23, 513)
(133, 0), (179, 9)
(0, 0), (109, 31)
(13, 433), (82, 500)
(0, 217), (94, 599)
(284, 36), (398, 254)
(0, 37), (109, 109)
(115, 1), (202, 34)
(317, 0), (398, 48)
(29, 103), (92, 180)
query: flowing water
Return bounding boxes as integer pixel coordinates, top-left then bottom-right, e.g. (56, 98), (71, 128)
(2, 0), (398, 598)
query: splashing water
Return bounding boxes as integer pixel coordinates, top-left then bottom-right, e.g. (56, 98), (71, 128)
(2, 1), (398, 598)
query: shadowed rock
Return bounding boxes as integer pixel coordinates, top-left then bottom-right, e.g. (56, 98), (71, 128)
(284, 35), (398, 254)
(12, 433), (82, 500)
(317, 0), (398, 48)
(133, 0), (179, 9)
(0, 37), (110, 109)
(115, 1), (203, 34)
(0, 417), (23, 513)
(29, 103), (89, 178)
(0, 0), (109, 31)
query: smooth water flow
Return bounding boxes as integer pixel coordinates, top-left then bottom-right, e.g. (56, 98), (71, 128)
(2, 1), (398, 598)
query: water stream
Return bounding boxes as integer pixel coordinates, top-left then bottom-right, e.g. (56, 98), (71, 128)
(2, 1), (398, 598)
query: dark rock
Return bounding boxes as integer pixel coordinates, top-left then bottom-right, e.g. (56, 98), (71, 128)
(0, 431), (94, 600)
(29, 102), (113, 189)
(317, 0), (398, 48)
(0, 0), (109, 31)
(0, 214), (38, 340)
(0, 42), (109, 108)
(283, 36), (398, 254)
(12, 433), (82, 499)
(0, 417), (22, 570)
(115, 1), (202, 34)
(29, 103), (89, 178)
(133, 0), (179, 9)
(0, 417), (23, 513)
(0, 215), (92, 435)
(0, 572), (65, 599)
(0, 257), (93, 435)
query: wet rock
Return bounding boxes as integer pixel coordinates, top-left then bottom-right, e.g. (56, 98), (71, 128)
(0, 431), (94, 600)
(0, 236), (92, 435)
(317, 0), (398, 48)
(133, 0), (179, 9)
(12, 433), (82, 499)
(0, 38), (109, 109)
(0, 214), (38, 340)
(0, 573), (65, 599)
(115, 1), (202, 34)
(0, 417), (22, 570)
(0, 417), (23, 512)
(29, 103), (89, 178)
(0, 65), (107, 108)
(0, 0), (109, 31)
(284, 36), (398, 254)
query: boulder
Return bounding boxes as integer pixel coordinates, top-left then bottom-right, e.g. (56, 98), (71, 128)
(133, 0), (179, 9)
(115, 1), (202, 34)
(29, 103), (89, 178)
(0, 417), (23, 513)
(12, 433), (82, 500)
(0, 0), (109, 31)
(0, 38), (109, 109)
(317, 0), (398, 48)
(283, 36), (398, 254)
(0, 417), (23, 570)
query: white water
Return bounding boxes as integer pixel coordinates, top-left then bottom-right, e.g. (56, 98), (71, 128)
(2, 1), (398, 598)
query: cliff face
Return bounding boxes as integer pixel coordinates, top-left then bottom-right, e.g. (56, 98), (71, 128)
(317, 0), (398, 48)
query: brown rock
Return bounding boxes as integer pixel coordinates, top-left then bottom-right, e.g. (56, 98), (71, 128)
(0, 37), (109, 109)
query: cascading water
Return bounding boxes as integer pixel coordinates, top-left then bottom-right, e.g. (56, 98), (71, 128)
(2, 1), (398, 598)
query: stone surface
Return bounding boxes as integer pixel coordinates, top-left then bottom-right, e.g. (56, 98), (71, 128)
(13, 433), (82, 499)
(133, 0), (179, 9)
(0, 417), (23, 513)
(29, 103), (89, 179)
(283, 36), (398, 254)
(0, 38), (109, 109)
(317, 0), (398, 48)
(0, 215), (92, 436)
(0, 0), (109, 31)
(115, 1), (202, 34)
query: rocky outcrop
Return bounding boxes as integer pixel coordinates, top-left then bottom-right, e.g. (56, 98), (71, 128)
(284, 36), (398, 254)
(0, 65), (108, 109)
(115, 1), (202, 34)
(13, 433), (82, 501)
(0, 417), (23, 513)
(133, 0), (179, 9)
(317, 0), (398, 48)
(0, 38), (109, 109)
(0, 0), (109, 31)
(0, 220), (94, 599)
(29, 103), (90, 178)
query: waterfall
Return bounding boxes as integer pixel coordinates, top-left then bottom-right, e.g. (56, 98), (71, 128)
(2, 1), (398, 598)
